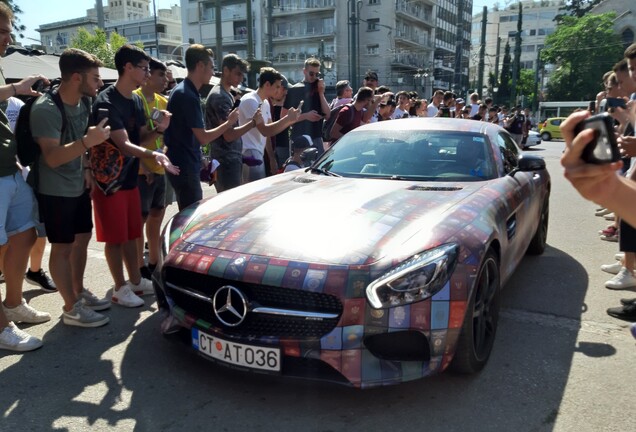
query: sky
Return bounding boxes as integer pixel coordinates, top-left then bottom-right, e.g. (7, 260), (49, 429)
(15, 0), (498, 46)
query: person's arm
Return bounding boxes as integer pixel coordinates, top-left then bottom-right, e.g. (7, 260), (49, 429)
(317, 80), (331, 120)
(110, 127), (179, 175)
(330, 108), (349, 140)
(363, 95), (382, 122)
(256, 105), (301, 137)
(192, 108), (240, 146)
(224, 112), (262, 142)
(37, 119), (110, 168)
(0, 74), (48, 103)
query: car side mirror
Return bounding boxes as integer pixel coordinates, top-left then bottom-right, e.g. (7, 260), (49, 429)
(510, 154), (546, 176)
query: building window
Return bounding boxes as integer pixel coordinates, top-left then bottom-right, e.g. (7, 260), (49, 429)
(367, 18), (379, 31)
(367, 44), (379, 55)
(369, 0), (380, 4)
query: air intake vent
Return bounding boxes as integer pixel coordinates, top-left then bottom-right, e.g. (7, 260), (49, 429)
(408, 185), (463, 192)
(293, 176), (317, 184)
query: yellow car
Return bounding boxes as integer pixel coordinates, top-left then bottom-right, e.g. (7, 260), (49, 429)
(539, 117), (567, 141)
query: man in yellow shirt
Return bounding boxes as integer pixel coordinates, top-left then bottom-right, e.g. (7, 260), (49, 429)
(133, 58), (169, 279)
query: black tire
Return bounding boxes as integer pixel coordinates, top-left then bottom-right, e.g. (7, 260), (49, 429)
(527, 195), (549, 255)
(450, 250), (500, 374)
(541, 132), (551, 141)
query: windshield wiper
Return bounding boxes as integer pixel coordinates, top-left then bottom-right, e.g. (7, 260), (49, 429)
(307, 166), (341, 177)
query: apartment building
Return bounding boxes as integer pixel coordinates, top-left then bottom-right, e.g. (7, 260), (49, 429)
(434, 0), (472, 96)
(469, 1), (563, 97)
(183, 0), (438, 95)
(37, 0), (183, 61)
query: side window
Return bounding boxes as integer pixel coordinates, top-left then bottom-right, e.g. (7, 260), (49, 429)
(497, 133), (519, 174)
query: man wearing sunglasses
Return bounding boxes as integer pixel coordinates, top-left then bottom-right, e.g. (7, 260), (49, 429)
(283, 58), (330, 157)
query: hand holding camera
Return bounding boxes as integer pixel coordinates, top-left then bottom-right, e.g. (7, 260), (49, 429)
(151, 108), (171, 132)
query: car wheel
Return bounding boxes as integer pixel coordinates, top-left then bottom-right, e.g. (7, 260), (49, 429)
(527, 195), (549, 255)
(450, 250), (500, 374)
(541, 132), (551, 141)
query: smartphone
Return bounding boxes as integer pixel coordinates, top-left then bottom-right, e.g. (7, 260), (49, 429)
(151, 107), (165, 124)
(575, 113), (620, 164)
(96, 108), (109, 125)
(605, 97), (626, 109)
(32, 79), (46, 93)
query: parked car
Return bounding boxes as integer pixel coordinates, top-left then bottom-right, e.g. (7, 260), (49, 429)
(539, 117), (567, 141)
(523, 130), (542, 148)
(154, 118), (551, 388)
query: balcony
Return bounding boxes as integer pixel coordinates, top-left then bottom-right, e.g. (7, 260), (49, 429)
(275, 26), (335, 40)
(396, 2), (434, 28)
(391, 52), (428, 69)
(271, 0), (336, 17)
(394, 31), (434, 50)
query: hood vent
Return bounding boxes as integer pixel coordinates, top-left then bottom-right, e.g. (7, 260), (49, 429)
(408, 185), (463, 192)
(293, 176), (318, 184)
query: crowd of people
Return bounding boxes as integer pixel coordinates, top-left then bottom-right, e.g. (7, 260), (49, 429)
(562, 42), (636, 337)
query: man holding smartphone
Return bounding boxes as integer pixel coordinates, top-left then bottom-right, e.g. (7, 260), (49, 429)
(239, 67), (301, 183)
(30, 48), (112, 327)
(284, 58), (330, 156)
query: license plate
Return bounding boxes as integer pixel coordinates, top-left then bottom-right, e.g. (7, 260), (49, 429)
(192, 328), (281, 372)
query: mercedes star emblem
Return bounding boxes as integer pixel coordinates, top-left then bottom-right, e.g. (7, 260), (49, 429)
(213, 285), (248, 327)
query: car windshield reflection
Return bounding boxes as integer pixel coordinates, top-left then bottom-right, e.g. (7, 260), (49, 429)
(315, 130), (497, 181)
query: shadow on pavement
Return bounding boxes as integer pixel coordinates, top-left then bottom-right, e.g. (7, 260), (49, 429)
(0, 244), (601, 431)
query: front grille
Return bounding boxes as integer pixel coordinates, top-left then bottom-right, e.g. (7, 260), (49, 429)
(164, 267), (343, 338)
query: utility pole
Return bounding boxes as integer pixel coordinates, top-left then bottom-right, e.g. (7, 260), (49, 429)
(511, 2), (523, 106)
(494, 34), (501, 87)
(267, 0), (273, 64)
(215, 0), (222, 60)
(532, 47), (542, 114)
(348, 0), (358, 90)
(152, 0), (159, 58)
(453, 0), (466, 93)
(246, 0), (255, 88)
(477, 6), (487, 98)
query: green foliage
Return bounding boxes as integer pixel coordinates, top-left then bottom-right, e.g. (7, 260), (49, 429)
(498, 42), (512, 105)
(542, 12), (623, 101)
(555, 0), (602, 22)
(70, 28), (142, 69)
(517, 69), (536, 106)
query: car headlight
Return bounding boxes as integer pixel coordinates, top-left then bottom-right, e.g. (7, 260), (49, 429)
(160, 216), (175, 261)
(366, 243), (459, 309)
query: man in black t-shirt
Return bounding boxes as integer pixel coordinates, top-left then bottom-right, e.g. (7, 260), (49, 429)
(505, 106), (526, 146)
(283, 58), (330, 156)
(92, 45), (178, 309)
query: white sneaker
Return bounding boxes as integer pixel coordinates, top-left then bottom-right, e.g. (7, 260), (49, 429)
(604, 213), (616, 221)
(0, 322), (42, 352)
(615, 252), (625, 261)
(131, 278), (154, 297)
(2, 298), (51, 324)
(601, 262), (623, 275)
(605, 268), (636, 290)
(62, 300), (110, 328)
(78, 289), (111, 311)
(595, 208), (612, 217)
(111, 284), (144, 308)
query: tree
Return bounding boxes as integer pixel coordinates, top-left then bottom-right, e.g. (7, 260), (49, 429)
(541, 13), (623, 101)
(555, 0), (602, 22)
(498, 42), (512, 105)
(517, 69), (536, 107)
(70, 28), (140, 70)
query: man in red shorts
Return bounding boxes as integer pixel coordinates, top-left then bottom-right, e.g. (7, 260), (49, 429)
(92, 45), (179, 308)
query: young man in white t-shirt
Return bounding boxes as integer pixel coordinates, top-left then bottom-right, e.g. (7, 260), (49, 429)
(239, 67), (301, 183)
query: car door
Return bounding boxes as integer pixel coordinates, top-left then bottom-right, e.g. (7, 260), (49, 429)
(551, 118), (564, 138)
(495, 132), (538, 270)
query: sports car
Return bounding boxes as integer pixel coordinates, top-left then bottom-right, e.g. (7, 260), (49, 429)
(154, 118), (550, 388)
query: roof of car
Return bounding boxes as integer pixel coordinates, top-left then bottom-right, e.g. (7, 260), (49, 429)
(356, 117), (499, 134)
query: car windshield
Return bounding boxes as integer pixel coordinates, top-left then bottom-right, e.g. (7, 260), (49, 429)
(314, 129), (497, 181)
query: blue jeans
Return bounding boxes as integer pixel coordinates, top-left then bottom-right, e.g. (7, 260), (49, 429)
(0, 171), (37, 245)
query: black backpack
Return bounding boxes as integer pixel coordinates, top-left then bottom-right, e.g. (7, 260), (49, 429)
(15, 88), (64, 167)
(322, 103), (354, 141)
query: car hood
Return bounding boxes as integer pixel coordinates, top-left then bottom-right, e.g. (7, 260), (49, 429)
(177, 174), (482, 266)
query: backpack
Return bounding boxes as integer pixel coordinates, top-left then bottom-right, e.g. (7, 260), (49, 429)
(322, 103), (354, 141)
(15, 87), (91, 192)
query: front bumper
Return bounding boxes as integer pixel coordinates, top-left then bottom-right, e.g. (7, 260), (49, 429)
(153, 263), (468, 388)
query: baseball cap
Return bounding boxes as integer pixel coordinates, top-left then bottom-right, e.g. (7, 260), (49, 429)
(280, 74), (289, 89)
(292, 135), (312, 149)
(456, 98), (465, 104)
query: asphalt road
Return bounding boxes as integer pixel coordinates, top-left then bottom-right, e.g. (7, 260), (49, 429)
(1, 139), (634, 432)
